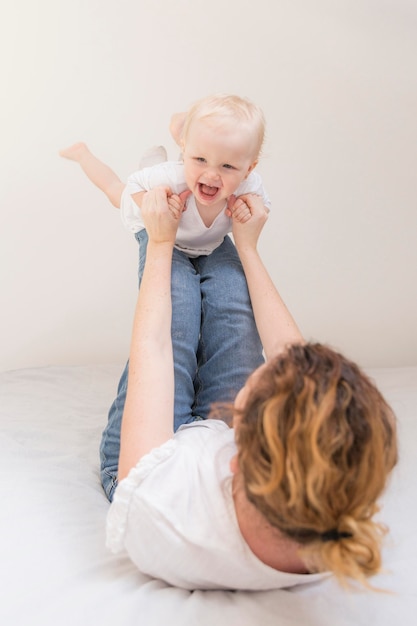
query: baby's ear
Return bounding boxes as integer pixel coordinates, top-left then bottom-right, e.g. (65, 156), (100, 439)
(245, 160), (258, 178)
(170, 111), (186, 147)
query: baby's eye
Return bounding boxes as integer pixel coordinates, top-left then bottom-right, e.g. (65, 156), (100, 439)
(195, 157), (206, 163)
(223, 163), (235, 170)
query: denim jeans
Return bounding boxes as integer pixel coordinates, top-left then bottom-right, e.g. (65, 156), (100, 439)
(99, 231), (264, 501)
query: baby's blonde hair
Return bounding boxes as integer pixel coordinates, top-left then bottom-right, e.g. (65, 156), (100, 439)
(181, 93), (265, 160)
(235, 343), (398, 588)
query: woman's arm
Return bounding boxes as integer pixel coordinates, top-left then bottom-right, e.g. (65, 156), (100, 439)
(231, 194), (303, 361)
(117, 188), (183, 482)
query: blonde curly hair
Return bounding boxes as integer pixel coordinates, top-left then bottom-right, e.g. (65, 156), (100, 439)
(235, 343), (398, 587)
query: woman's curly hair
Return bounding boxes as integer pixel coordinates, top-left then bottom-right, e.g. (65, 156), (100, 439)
(235, 343), (398, 587)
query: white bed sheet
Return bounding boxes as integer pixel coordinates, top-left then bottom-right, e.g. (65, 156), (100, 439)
(0, 364), (416, 626)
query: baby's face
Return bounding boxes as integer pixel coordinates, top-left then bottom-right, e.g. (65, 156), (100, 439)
(182, 118), (258, 213)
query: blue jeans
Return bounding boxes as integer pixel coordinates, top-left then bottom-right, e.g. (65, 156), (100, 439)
(99, 232), (264, 501)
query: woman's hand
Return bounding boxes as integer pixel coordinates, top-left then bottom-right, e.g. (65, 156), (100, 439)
(229, 193), (269, 252)
(141, 187), (190, 245)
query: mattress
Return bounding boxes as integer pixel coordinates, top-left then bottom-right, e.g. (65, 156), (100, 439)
(1, 363), (416, 626)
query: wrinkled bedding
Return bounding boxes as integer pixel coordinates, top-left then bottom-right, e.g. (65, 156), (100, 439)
(1, 364), (416, 626)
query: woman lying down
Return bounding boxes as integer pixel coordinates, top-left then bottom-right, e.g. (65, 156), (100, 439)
(104, 190), (397, 591)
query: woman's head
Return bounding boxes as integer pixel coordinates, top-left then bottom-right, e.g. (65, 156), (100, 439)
(234, 343), (398, 586)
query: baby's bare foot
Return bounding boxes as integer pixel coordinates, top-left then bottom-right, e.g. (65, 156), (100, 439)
(59, 142), (89, 161)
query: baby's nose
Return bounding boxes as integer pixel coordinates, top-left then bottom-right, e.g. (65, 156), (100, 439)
(205, 167), (220, 181)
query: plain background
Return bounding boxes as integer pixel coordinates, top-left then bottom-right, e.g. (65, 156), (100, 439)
(1, 0), (416, 373)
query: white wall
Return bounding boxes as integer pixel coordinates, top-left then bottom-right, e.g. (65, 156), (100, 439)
(1, 0), (416, 372)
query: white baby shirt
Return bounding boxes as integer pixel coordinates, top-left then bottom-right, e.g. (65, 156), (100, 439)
(120, 161), (271, 257)
(106, 420), (326, 591)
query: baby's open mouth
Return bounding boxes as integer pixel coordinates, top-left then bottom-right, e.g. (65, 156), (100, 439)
(199, 183), (219, 200)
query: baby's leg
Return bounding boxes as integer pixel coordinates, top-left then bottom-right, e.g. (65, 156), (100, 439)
(59, 142), (124, 208)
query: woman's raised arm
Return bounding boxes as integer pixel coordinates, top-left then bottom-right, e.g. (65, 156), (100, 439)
(117, 188), (186, 482)
(231, 194), (303, 361)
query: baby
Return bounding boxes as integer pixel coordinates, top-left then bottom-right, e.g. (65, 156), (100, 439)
(59, 93), (271, 257)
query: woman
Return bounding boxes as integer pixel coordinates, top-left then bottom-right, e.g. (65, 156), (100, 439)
(106, 189), (397, 591)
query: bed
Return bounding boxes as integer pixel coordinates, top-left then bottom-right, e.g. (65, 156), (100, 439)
(1, 363), (416, 626)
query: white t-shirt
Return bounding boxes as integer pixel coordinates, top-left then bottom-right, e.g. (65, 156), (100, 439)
(106, 420), (326, 591)
(120, 161), (271, 257)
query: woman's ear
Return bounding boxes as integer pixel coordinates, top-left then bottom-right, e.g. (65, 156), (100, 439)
(230, 454), (239, 475)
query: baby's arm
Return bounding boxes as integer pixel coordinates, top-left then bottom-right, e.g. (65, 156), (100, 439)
(127, 163), (190, 221)
(132, 188), (190, 221)
(59, 142), (125, 209)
